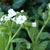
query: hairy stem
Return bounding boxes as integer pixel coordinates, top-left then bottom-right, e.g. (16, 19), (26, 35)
(5, 24), (22, 50)
(36, 12), (50, 42)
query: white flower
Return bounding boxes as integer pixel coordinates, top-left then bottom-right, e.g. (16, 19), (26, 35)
(0, 17), (4, 25)
(32, 22), (37, 27)
(8, 9), (16, 17)
(4, 15), (11, 21)
(48, 3), (50, 8)
(16, 15), (27, 24)
(0, 17), (3, 21)
(21, 10), (24, 12)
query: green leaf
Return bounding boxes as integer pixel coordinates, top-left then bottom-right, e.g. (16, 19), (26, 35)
(0, 4), (11, 12)
(0, 31), (9, 50)
(1, 20), (19, 36)
(39, 41), (48, 50)
(9, 43), (13, 50)
(0, 22), (12, 36)
(11, 38), (31, 50)
(32, 41), (48, 50)
(39, 32), (50, 40)
(26, 27), (38, 41)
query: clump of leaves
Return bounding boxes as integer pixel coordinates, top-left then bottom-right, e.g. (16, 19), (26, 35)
(0, 3), (50, 50)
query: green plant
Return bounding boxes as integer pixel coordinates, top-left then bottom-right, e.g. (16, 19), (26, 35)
(0, 3), (50, 50)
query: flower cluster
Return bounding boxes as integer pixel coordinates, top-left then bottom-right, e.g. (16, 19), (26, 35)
(4, 9), (16, 21)
(16, 15), (27, 24)
(0, 8), (37, 27)
(11, 15), (27, 24)
(0, 9), (27, 25)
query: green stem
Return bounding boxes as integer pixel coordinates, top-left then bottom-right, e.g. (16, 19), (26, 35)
(11, 24), (22, 40)
(5, 24), (22, 50)
(25, 27), (33, 42)
(5, 39), (10, 50)
(36, 14), (50, 42)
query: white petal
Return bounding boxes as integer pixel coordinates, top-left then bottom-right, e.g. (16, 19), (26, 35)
(16, 15), (27, 24)
(32, 22), (37, 27)
(4, 15), (10, 21)
(48, 3), (50, 8)
(8, 14), (13, 18)
(22, 15), (27, 20)
(8, 9), (16, 17)
(0, 17), (3, 21)
(21, 10), (24, 12)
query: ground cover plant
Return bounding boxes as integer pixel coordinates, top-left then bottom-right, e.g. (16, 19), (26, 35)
(0, 0), (50, 50)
